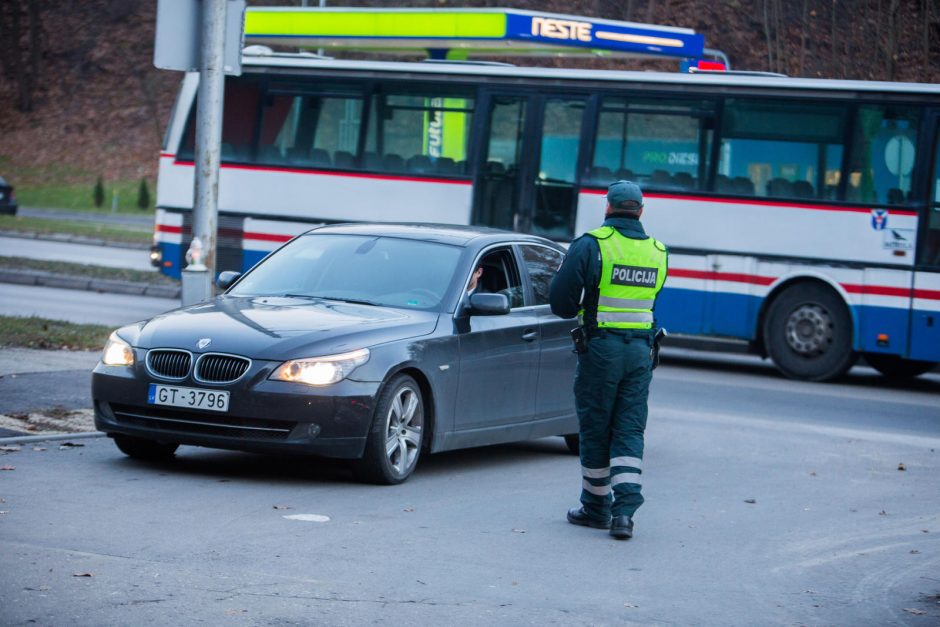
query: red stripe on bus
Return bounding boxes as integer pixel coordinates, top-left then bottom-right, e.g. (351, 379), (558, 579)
(581, 188), (919, 217)
(157, 224), (183, 234)
(243, 232), (294, 242)
(171, 159), (473, 186)
(841, 283), (910, 298)
(913, 288), (940, 301)
(156, 224), (243, 238)
(160, 152), (175, 159)
(667, 268), (775, 285)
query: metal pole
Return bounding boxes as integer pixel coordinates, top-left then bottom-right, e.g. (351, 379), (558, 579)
(183, 0), (227, 306)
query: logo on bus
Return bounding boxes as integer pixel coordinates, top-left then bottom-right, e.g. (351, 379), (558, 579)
(871, 209), (888, 231)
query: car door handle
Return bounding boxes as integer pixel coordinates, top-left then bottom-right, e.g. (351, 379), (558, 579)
(521, 329), (539, 342)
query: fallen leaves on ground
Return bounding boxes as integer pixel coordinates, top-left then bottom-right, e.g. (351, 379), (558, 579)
(511, 528), (527, 533)
(744, 498), (756, 504)
(72, 573), (93, 578)
(403, 507), (414, 512)
(898, 463), (906, 471)
(272, 505), (291, 510)
(0, 446), (21, 453)
(1, 465), (14, 471)
(902, 608), (926, 615)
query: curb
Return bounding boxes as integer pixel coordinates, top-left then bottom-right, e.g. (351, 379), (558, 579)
(0, 268), (180, 299)
(0, 229), (149, 250)
(0, 431), (106, 445)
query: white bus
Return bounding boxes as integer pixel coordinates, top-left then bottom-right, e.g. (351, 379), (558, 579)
(153, 49), (940, 381)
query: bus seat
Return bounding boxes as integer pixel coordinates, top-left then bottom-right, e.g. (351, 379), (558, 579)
(732, 177), (755, 195)
(362, 151), (383, 171)
(383, 154), (405, 171)
(436, 157), (457, 175)
(453, 161), (467, 175)
(309, 148), (332, 166)
(614, 168), (635, 181)
(407, 155), (434, 173)
(650, 170), (673, 187)
(259, 145), (284, 164)
(673, 172), (695, 189)
(221, 143), (236, 161)
(792, 180), (814, 198)
(716, 174), (734, 192)
(887, 188), (905, 204)
(333, 151), (355, 169)
(587, 166), (612, 183)
(485, 161), (506, 175)
(767, 178), (794, 198)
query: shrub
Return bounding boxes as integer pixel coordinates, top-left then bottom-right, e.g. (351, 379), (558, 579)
(137, 178), (151, 209)
(93, 176), (105, 208)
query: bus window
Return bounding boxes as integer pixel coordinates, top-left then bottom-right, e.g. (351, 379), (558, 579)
(178, 77), (261, 162)
(364, 88), (474, 177)
(258, 89), (364, 168)
(847, 105), (920, 205)
(589, 98), (714, 191)
(718, 99), (846, 200)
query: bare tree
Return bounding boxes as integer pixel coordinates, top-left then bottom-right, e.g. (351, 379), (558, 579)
(885, 0), (900, 79)
(799, 0), (809, 75)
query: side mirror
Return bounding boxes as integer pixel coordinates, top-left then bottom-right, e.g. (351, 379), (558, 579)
(469, 292), (510, 315)
(216, 270), (242, 290)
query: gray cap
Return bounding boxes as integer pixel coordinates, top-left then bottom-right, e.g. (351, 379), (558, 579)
(607, 180), (644, 212)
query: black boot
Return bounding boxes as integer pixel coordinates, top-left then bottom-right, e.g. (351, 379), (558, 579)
(567, 507), (611, 529)
(609, 515), (634, 539)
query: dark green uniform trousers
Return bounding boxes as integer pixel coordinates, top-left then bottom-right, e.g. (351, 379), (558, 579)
(574, 330), (653, 522)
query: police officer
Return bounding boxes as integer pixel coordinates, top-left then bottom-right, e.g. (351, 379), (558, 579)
(549, 180), (668, 540)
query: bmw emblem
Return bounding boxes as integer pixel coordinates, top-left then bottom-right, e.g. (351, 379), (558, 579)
(197, 338), (212, 350)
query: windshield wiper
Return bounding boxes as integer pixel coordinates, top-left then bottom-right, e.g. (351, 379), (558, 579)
(288, 294), (379, 306)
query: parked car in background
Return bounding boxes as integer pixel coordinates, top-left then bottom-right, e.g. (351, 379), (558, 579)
(92, 223), (579, 484)
(0, 176), (16, 215)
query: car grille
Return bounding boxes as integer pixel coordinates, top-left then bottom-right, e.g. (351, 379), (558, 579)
(147, 349), (192, 379)
(195, 354), (250, 383)
(110, 404), (295, 441)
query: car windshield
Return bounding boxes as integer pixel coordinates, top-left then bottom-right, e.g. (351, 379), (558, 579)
(229, 233), (462, 310)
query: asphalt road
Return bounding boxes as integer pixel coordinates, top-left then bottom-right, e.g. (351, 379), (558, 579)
(0, 235), (154, 271)
(0, 283), (178, 326)
(1, 354), (938, 625)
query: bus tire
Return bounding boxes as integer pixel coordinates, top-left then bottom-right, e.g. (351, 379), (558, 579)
(763, 283), (856, 382)
(864, 354), (936, 380)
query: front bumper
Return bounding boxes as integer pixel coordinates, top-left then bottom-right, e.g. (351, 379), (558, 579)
(92, 358), (380, 459)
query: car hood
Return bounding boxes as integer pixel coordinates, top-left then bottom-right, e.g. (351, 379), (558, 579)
(134, 295), (439, 359)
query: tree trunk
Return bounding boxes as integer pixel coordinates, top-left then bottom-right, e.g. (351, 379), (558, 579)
(885, 0), (900, 80)
(831, 0), (838, 78)
(26, 0), (40, 109)
(799, 0), (808, 76)
(763, 0), (775, 72)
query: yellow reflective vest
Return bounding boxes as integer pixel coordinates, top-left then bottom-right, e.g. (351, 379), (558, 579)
(580, 226), (667, 330)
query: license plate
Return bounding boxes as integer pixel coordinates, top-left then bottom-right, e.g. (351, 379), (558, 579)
(148, 384), (229, 412)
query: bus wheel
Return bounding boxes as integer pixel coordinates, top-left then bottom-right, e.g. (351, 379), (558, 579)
(763, 284), (856, 382)
(864, 354), (936, 380)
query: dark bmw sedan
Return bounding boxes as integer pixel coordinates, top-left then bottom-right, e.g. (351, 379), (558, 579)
(92, 223), (578, 483)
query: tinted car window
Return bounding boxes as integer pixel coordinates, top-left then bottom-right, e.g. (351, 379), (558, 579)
(230, 234), (461, 310)
(521, 244), (565, 306)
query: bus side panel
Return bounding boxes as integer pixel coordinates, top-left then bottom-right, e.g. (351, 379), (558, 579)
(910, 272), (940, 362)
(216, 166), (474, 224)
(703, 254), (764, 338)
(655, 254), (708, 335)
(242, 218), (310, 271)
(154, 209), (184, 279)
(855, 268), (913, 356)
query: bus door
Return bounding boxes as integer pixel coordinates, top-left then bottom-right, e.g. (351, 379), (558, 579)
(473, 93), (588, 239)
(909, 112), (940, 362)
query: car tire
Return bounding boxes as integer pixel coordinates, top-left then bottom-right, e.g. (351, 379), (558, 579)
(357, 374), (424, 485)
(864, 353), (936, 380)
(563, 434), (580, 455)
(113, 434), (179, 460)
(763, 283), (856, 382)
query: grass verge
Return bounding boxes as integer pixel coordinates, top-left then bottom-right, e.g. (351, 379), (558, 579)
(15, 180), (156, 213)
(0, 256), (176, 284)
(0, 315), (112, 351)
(0, 215), (152, 245)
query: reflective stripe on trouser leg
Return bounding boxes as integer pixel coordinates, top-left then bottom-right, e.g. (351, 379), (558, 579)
(609, 338), (652, 518)
(574, 334), (626, 521)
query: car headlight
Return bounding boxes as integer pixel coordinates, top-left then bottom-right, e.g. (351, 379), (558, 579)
(270, 348), (370, 386)
(102, 332), (134, 366)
